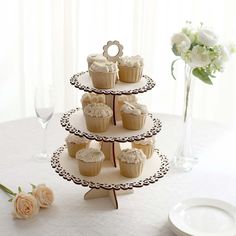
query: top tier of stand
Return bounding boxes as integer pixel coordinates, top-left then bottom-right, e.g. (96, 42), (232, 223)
(70, 71), (155, 95)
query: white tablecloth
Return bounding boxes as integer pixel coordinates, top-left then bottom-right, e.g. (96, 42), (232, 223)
(0, 114), (236, 236)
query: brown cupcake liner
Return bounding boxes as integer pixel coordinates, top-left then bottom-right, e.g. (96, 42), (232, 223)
(66, 141), (90, 158)
(118, 66), (143, 83)
(85, 114), (112, 133)
(131, 143), (154, 159)
(78, 160), (102, 176)
(121, 112), (146, 130)
(89, 70), (116, 89)
(119, 160), (144, 178)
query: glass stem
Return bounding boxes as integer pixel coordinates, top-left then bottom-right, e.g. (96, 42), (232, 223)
(42, 122), (48, 155)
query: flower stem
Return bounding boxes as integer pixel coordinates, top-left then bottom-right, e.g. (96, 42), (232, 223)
(0, 184), (16, 196)
(184, 65), (192, 122)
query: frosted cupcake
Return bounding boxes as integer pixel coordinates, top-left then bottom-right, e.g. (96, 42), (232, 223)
(87, 54), (107, 70)
(118, 148), (146, 178)
(116, 94), (137, 121)
(132, 137), (155, 159)
(120, 102), (148, 130)
(76, 148), (105, 176)
(118, 55), (143, 83)
(89, 61), (118, 89)
(66, 134), (90, 158)
(84, 103), (113, 132)
(81, 92), (106, 109)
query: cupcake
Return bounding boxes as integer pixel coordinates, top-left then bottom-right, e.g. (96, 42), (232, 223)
(81, 92), (105, 109)
(89, 61), (118, 89)
(116, 94), (137, 121)
(66, 134), (90, 158)
(120, 102), (148, 130)
(87, 54), (107, 70)
(132, 137), (155, 159)
(118, 148), (146, 178)
(118, 55), (143, 83)
(76, 148), (105, 176)
(84, 103), (113, 132)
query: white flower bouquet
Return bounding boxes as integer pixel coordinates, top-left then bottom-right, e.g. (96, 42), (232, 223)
(171, 22), (235, 84)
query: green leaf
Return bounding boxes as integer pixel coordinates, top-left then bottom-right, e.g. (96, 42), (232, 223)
(171, 59), (180, 80)
(190, 42), (198, 50)
(8, 198), (13, 202)
(192, 68), (213, 85)
(30, 184), (36, 189)
(209, 74), (216, 78)
(18, 186), (22, 193)
(0, 184), (16, 196)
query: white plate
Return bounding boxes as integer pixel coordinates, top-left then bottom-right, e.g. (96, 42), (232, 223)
(168, 220), (190, 236)
(168, 198), (236, 236)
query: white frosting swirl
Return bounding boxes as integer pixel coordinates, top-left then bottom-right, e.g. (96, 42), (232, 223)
(84, 103), (113, 118)
(118, 148), (146, 164)
(81, 92), (105, 104)
(76, 148), (105, 163)
(90, 61), (118, 73)
(118, 55), (144, 67)
(133, 137), (155, 145)
(121, 102), (148, 115)
(87, 54), (107, 64)
(66, 134), (90, 144)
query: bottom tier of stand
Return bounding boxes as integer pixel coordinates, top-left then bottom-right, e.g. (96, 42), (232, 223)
(51, 144), (169, 209)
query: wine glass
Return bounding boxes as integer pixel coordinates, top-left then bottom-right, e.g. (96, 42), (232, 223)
(34, 85), (55, 161)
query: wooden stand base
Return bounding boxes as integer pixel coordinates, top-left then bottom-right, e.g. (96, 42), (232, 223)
(84, 188), (134, 209)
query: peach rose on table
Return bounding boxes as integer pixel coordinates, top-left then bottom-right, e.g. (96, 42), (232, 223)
(13, 192), (39, 219)
(32, 184), (54, 208)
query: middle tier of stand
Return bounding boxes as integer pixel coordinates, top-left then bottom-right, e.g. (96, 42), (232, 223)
(61, 108), (162, 143)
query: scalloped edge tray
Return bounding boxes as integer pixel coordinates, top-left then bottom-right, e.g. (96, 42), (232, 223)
(61, 108), (162, 142)
(51, 145), (169, 190)
(70, 71), (156, 95)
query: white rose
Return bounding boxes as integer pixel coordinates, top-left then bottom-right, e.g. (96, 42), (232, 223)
(219, 45), (230, 62)
(187, 45), (211, 68)
(13, 192), (39, 219)
(198, 29), (218, 47)
(33, 184), (54, 208)
(171, 33), (191, 55)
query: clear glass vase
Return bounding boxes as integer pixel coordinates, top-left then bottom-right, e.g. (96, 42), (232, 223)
(173, 64), (198, 171)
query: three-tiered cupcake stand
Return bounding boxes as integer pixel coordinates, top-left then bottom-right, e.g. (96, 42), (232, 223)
(51, 70), (169, 209)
